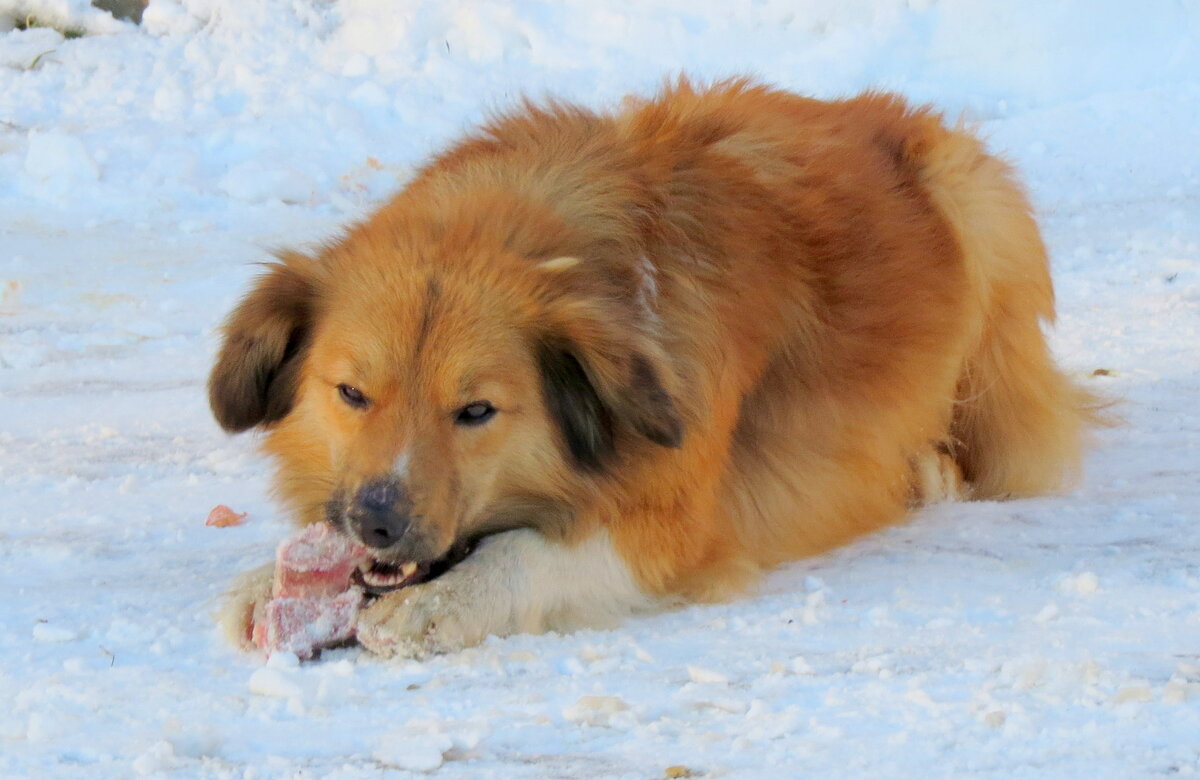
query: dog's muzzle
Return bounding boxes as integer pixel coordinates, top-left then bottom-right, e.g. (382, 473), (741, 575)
(347, 478), (411, 549)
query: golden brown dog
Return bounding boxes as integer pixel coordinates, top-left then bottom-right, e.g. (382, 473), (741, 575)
(210, 78), (1096, 657)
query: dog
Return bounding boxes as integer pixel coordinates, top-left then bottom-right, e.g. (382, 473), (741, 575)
(210, 78), (1096, 658)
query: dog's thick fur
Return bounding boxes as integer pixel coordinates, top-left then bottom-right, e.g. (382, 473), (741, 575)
(211, 79), (1096, 657)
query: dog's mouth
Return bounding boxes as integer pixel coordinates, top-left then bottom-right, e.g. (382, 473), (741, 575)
(353, 559), (428, 594)
(351, 542), (475, 597)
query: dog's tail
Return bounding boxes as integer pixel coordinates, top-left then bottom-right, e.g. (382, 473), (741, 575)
(907, 114), (1106, 499)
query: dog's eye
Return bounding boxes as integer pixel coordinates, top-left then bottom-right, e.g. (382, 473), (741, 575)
(337, 384), (370, 409)
(455, 401), (496, 426)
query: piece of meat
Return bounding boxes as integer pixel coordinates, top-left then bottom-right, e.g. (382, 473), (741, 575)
(272, 522), (368, 598)
(252, 587), (363, 660)
(206, 504), (247, 527)
(253, 523), (370, 659)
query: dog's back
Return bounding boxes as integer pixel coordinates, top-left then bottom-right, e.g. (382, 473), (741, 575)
(584, 81), (1097, 593)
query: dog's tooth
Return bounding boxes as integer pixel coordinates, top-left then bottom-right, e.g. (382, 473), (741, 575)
(360, 561), (418, 590)
(371, 571), (399, 586)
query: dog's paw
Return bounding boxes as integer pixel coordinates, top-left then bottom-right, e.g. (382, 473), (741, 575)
(356, 579), (491, 659)
(216, 561), (275, 650)
(909, 446), (969, 506)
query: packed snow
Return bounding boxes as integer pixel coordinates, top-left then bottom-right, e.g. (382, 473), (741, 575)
(1, 0), (1198, 777)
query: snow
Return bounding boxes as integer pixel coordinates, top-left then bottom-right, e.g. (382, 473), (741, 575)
(1, 0), (1198, 777)
(373, 730), (454, 773)
(23, 130), (101, 191)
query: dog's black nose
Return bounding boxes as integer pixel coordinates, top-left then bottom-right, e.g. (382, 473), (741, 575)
(351, 479), (410, 549)
(359, 480), (398, 512)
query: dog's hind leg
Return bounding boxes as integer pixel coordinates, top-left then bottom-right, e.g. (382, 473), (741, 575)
(908, 444), (967, 506)
(915, 122), (1100, 498)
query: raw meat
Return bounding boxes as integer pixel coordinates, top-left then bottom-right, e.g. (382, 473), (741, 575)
(252, 588), (363, 660)
(254, 523), (369, 659)
(272, 522), (368, 599)
(205, 504), (247, 527)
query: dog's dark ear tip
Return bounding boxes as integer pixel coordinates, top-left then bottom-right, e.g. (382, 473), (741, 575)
(636, 414), (684, 449)
(627, 354), (685, 449)
(656, 424), (685, 449)
(208, 381), (261, 433)
(212, 407), (258, 434)
(208, 359), (301, 433)
(215, 420), (253, 435)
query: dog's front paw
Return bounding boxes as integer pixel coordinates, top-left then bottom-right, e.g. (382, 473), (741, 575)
(356, 580), (491, 659)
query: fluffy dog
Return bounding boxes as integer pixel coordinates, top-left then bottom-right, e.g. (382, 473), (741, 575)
(210, 79), (1096, 657)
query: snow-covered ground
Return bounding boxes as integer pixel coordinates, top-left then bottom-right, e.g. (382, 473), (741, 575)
(1, 1), (1198, 777)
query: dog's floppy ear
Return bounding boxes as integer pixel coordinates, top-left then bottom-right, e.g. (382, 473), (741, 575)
(624, 353), (684, 449)
(535, 333), (683, 471)
(208, 254), (320, 433)
(536, 338), (615, 470)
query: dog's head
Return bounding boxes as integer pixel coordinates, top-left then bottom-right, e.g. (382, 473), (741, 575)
(209, 228), (683, 579)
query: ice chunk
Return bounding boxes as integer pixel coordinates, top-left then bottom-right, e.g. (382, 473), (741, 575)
(373, 731), (453, 773)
